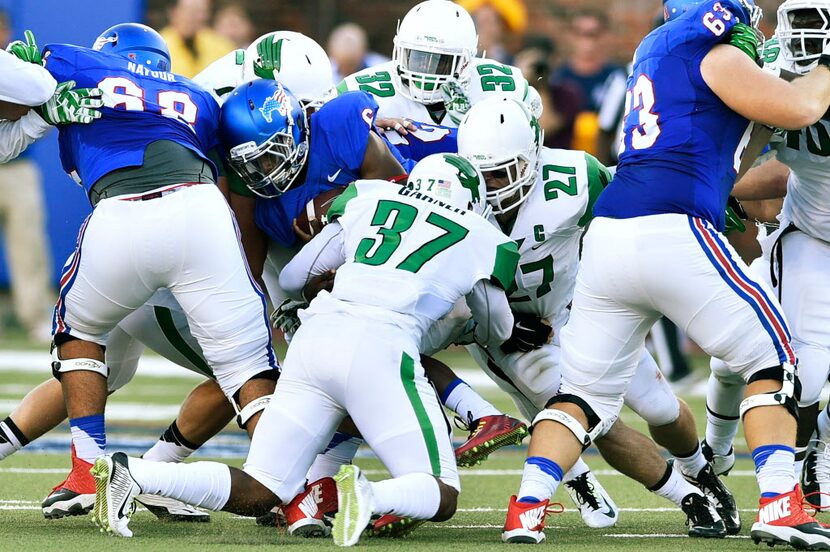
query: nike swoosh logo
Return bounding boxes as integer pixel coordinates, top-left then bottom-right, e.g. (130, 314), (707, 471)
(530, 243), (545, 251)
(515, 322), (534, 332)
(601, 505), (615, 518)
(327, 169), (342, 182)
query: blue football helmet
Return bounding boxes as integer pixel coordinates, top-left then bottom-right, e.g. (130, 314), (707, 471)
(220, 79), (310, 198)
(663, 0), (762, 28)
(92, 23), (170, 72)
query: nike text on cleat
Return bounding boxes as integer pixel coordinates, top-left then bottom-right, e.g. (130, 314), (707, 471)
(42, 444), (96, 519)
(369, 514), (425, 538)
(681, 462), (741, 535)
(802, 439), (830, 512)
(283, 477), (338, 537)
(751, 485), (830, 549)
(136, 494), (210, 522)
(563, 470), (618, 529)
(91, 452), (141, 538)
(701, 439), (736, 476)
(502, 495), (563, 544)
(680, 493), (726, 538)
(455, 414), (528, 468)
(333, 465), (374, 547)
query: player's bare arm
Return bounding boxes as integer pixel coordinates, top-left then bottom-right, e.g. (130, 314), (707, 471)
(229, 191), (268, 280)
(733, 158), (790, 200)
(360, 131), (405, 180)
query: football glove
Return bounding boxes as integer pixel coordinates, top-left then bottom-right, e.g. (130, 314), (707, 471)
(727, 23), (760, 64)
(270, 298), (307, 338)
(724, 196), (747, 234)
(500, 312), (553, 355)
(6, 30), (42, 65)
(441, 80), (472, 126)
(35, 80), (103, 125)
(253, 33), (281, 79)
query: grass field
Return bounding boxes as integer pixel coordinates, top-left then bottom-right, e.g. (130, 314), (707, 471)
(0, 341), (781, 551)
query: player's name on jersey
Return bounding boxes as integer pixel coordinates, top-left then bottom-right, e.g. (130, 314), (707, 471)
(127, 61), (176, 82)
(398, 186), (471, 216)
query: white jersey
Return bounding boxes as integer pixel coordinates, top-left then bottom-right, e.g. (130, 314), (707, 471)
(0, 111), (51, 164)
(502, 148), (608, 332)
(763, 38), (830, 242)
(304, 179), (517, 344)
(338, 58), (531, 127)
(0, 49), (56, 106)
(192, 49), (251, 106)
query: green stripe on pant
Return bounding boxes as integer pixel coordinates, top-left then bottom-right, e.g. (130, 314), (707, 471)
(400, 351), (441, 477)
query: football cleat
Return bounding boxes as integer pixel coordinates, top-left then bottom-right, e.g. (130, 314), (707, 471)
(751, 485), (830, 549)
(563, 470), (619, 528)
(333, 465), (374, 547)
(369, 514), (425, 538)
(701, 439), (736, 476)
(42, 444), (96, 519)
(802, 439), (830, 512)
(91, 452), (141, 538)
(136, 494), (210, 522)
(455, 414), (528, 468)
(680, 492), (726, 538)
(255, 506), (287, 527)
(681, 463), (741, 535)
(502, 495), (562, 544)
(283, 477), (338, 537)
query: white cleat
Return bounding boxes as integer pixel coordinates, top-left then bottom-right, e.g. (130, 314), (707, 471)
(333, 465), (374, 547)
(91, 452), (141, 538)
(563, 470), (619, 528)
(137, 494), (210, 523)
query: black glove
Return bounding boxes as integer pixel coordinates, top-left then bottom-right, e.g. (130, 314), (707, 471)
(500, 312), (552, 354)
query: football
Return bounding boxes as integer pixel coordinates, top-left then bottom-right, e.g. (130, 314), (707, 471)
(293, 186), (346, 237)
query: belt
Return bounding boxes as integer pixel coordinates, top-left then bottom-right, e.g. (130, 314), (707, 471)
(117, 182), (203, 202)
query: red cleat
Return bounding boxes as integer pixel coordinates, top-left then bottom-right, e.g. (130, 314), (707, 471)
(41, 444), (96, 519)
(502, 495), (562, 544)
(455, 414), (528, 468)
(282, 477), (338, 537)
(750, 485), (830, 548)
(369, 514), (425, 538)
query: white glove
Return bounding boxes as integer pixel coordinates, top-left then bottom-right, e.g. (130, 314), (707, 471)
(441, 80), (472, 125)
(270, 299), (307, 340)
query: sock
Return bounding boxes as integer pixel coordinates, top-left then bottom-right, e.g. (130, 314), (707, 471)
(674, 443), (709, 479)
(128, 456), (232, 511)
(370, 472), (441, 519)
(305, 432), (363, 482)
(142, 421), (199, 463)
(705, 405), (740, 456)
(0, 417), (29, 460)
(753, 444), (796, 497)
(69, 414), (105, 463)
(562, 456), (591, 483)
(649, 462), (703, 507)
(818, 406), (830, 440)
(517, 456), (563, 503)
(441, 378), (500, 422)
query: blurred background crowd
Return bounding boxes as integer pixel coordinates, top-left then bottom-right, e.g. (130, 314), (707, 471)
(0, 0), (784, 346)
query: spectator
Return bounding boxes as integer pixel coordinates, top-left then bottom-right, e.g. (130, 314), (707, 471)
(159, 0), (234, 77)
(327, 22), (389, 83)
(213, 4), (254, 49)
(457, 0), (528, 64)
(552, 9), (626, 154)
(514, 35), (581, 150)
(0, 11), (54, 342)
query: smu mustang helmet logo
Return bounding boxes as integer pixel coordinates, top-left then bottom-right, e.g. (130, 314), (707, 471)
(259, 83), (291, 124)
(92, 34), (118, 51)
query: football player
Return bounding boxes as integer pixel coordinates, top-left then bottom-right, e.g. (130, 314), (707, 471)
(504, 0), (830, 547)
(90, 152), (517, 545)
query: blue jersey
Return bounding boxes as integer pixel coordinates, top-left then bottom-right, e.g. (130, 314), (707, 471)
(254, 91), (453, 248)
(44, 44), (221, 194)
(593, 0), (752, 230)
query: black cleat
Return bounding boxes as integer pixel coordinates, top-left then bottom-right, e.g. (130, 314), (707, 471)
(683, 463), (741, 535)
(680, 493), (726, 538)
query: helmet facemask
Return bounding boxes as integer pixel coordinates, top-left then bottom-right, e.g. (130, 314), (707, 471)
(778, 3), (830, 72)
(479, 154), (538, 215)
(393, 39), (472, 104)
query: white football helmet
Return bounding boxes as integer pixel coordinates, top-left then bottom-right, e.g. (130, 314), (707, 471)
(244, 31), (334, 108)
(457, 96), (543, 215)
(407, 153), (489, 216)
(777, 0), (830, 72)
(393, 0), (478, 104)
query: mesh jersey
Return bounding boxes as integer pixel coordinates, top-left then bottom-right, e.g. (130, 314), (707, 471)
(501, 148), (609, 332)
(762, 38), (830, 242)
(594, 0), (754, 231)
(192, 49), (250, 105)
(337, 58), (531, 128)
(44, 43), (221, 193)
(310, 179), (518, 343)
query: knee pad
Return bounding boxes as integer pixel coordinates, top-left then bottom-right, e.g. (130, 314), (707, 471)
(531, 394), (604, 450)
(51, 346), (108, 380)
(235, 394), (273, 428)
(739, 363), (800, 421)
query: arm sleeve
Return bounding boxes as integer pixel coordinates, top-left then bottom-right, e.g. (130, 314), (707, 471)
(578, 153), (613, 227)
(0, 111), (52, 163)
(278, 222), (346, 299)
(465, 279), (514, 350)
(0, 50), (56, 106)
